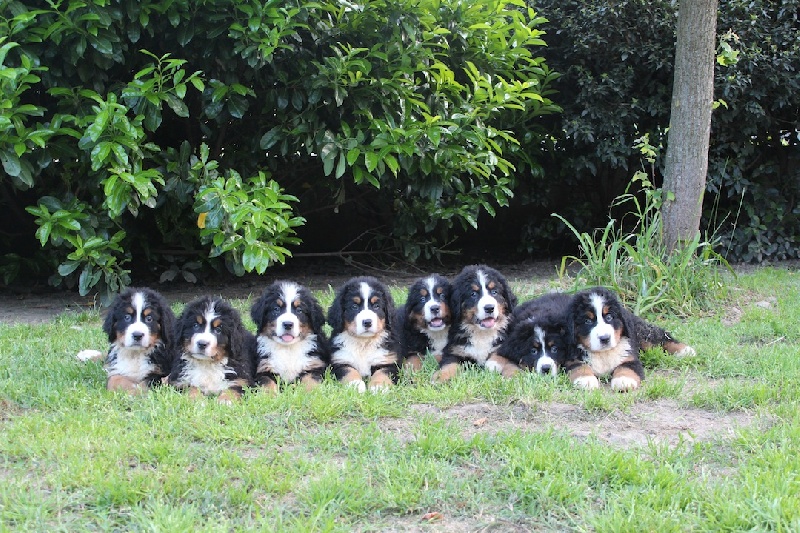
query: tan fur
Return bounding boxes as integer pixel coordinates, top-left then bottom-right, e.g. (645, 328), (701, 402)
(432, 362), (461, 383)
(368, 369), (394, 389)
(106, 374), (145, 394)
(403, 354), (424, 371)
(300, 374), (321, 391)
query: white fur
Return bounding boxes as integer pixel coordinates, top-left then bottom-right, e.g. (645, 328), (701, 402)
(426, 328), (449, 357)
(257, 334), (319, 382)
(674, 345), (696, 357)
(582, 338), (633, 376)
(462, 316), (508, 365)
(588, 292), (617, 351)
(274, 282), (301, 343)
(77, 349), (104, 362)
(348, 379), (367, 393)
(332, 331), (393, 378)
(536, 355), (557, 376)
(475, 270), (500, 326)
(105, 345), (157, 381)
(574, 374), (600, 390)
(188, 302), (219, 358)
(610, 375), (639, 392)
(123, 291), (153, 348)
(423, 277), (447, 331)
(484, 359), (503, 373)
(176, 356), (232, 394)
(353, 282), (381, 337)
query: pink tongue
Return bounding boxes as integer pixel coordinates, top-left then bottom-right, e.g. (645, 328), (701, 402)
(430, 318), (444, 327)
(281, 334), (295, 343)
(480, 318), (496, 329)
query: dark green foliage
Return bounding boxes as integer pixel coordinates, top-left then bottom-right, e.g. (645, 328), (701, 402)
(0, 0), (558, 301)
(529, 0), (799, 263)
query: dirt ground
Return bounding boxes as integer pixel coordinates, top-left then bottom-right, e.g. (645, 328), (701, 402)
(0, 258), (770, 452)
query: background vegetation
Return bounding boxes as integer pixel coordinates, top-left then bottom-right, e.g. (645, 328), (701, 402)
(1, 0), (798, 301)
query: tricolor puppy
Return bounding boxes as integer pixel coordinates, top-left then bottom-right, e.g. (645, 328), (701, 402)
(433, 265), (519, 382)
(498, 293), (571, 376)
(327, 276), (401, 392)
(563, 287), (695, 392)
(250, 281), (329, 391)
(397, 274), (452, 370)
(169, 296), (256, 402)
(98, 287), (176, 393)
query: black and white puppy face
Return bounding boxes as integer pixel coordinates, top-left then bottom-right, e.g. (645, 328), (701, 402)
(570, 288), (627, 353)
(251, 281), (325, 346)
(404, 274), (452, 333)
(451, 265), (517, 331)
(104, 287), (173, 351)
(176, 297), (240, 363)
(328, 277), (394, 338)
(515, 319), (567, 375)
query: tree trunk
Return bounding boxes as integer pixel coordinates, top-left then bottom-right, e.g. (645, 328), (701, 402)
(662, 0), (718, 252)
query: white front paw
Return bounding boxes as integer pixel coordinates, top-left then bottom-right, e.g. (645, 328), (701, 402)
(573, 375), (600, 390)
(675, 346), (696, 357)
(347, 379), (367, 393)
(368, 383), (390, 393)
(76, 349), (104, 362)
(484, 360), (503, 373)
(610, 375), (639, 392)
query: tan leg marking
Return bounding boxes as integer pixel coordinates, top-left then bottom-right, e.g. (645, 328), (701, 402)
(368, 369), (394, 390)
(300, 374), (321, 391)
(610, 366), (641, 392)
(569, 364), (600, 390)
(260, 379), (279, 393)
(664, 340), (696, 357)
(187, 387), (204, 400)
(107, 375), (145, 394)
(403, 354), (423, 371)
(217, 389), (241, 404)
(432, 362), (460, 383)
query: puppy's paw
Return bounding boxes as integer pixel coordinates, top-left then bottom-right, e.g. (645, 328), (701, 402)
(347, 379), (367, 393)
(610, 375), (639, 392)
(484, 360), (503, 373)
(573, 375), (600, 390)
(77, 349), (104, 362)
(674, 345), (696, 357)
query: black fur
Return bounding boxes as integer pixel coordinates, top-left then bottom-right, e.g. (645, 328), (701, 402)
(397, 274), (452, 365)
(169, 296), (256, 397)
(103, 287), (176, 388)
(250, 281), (329, 388)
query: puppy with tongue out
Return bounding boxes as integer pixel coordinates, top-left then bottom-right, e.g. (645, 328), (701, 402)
(432, 264), (521, 383)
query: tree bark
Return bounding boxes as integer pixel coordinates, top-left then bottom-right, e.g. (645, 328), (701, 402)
(662, 0), (718, 252)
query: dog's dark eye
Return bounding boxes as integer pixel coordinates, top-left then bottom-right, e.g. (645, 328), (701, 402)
(349, 302), (359, 310)
(490, 288), (498, 296)
(193, 323), (203, 331)
(531, 343), (541, 352)
(213, 326), (223, 334)
(604, 313), (614, 322)
(296, 308), (306, 316)
(372, 300), (381, 310)
(144, 315), (153, 323)
(584, 317), (593, 325)
(419, 295), (427, 303)
(551, 346), (558, 353)
(124, 314), (132, 322)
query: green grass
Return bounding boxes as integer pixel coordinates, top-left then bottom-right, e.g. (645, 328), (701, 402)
(1, 265), (799, 531)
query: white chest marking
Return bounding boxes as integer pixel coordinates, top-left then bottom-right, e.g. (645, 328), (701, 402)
(462, 320), (506, 365)
(177, 356), (232, 394)
(332, 331), (393, 377)
(257, 335), (319, 382)
(106, 345), (157, 381)
(583, 337), (633, 376)
(427, 328), (449, 357)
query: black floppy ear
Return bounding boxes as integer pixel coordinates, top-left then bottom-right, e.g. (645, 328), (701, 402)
(250, 293), (266, 330)
(157, 294), (177, 349)
(310, 297), (326, 334)
(327, 289), (344, 333)
(102, 306), (117, 343)
(383, 286), (397, 332)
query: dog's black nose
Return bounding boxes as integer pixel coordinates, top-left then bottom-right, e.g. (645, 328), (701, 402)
(282, 321), (294, 331)
(196, 340), (209, 350)
(540, 364), (552, 374)
(362, 319), (373, 329)
(132, 332), (144, 342)
(430, 304), (440, 315)
(484, 304), (495, 314)
(598, 334), (611, 345)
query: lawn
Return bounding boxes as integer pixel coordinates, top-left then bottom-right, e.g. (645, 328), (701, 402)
(1, 265), (799, 532)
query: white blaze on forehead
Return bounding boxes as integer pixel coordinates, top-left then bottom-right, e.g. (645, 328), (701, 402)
(203, 301), (219, 331)
(280, 282), (300, 313)
(587, 292), (617, 352)
(132, 291), (146, 319)
(360, 282), (372, 309)
(533, 325), (558, 374)
(476, 269), (499, 320)
(423, 276), (444, 327)
(426, 276), (437, 295)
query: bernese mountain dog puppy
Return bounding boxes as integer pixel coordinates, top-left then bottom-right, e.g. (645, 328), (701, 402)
(397, 274), (452, 371)
(97, 287), (176, 393)
(563, 287), (695, 392)
(250, 281), (330, 391)
(327, 276), (401, 392)
(169, 296), (256, 402)
(497, 292), (571, 376)
(433, 264), (519, 382)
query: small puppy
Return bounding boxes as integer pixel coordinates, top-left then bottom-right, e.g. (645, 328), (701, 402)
(498, 293), (571, 376)
(250, 281), (329, 391)
(97, 287), (176, 393)
(169, 296), (256, 402)
(563, 287), (695, 392)
(327, 276), (401, 392)
(397, 274), (452, 370)
(433, 265), (519, 382)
